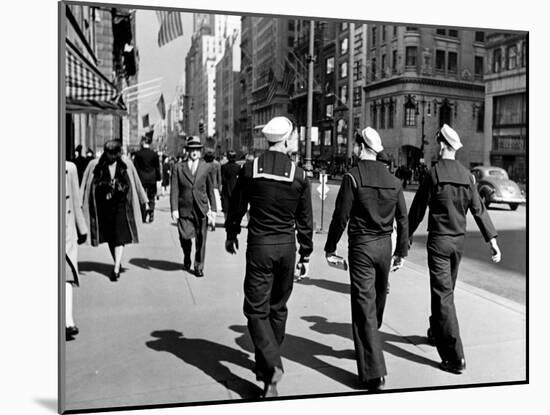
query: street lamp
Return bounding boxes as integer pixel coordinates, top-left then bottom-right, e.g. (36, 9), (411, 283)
(415, 96), (429, 164)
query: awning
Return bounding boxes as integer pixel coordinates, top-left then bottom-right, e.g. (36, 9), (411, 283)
(65, 40), (127, 115)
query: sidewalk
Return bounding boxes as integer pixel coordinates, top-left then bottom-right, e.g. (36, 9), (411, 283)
(64, 194), (526, 411)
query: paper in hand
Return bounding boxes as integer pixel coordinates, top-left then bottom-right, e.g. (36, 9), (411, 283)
(326, 254), (348, 271)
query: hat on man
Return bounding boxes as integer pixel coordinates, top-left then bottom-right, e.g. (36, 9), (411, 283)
(186, 136), (204, 149)
(262, 116), (293, 143)
(439, 124), (463, 150)
(361, 126), (384, 153)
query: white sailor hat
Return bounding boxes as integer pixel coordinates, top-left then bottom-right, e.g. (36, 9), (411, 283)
(439, 124), (463, 150)
(262, 116), (293, 143)
(361, 126), (384, 153)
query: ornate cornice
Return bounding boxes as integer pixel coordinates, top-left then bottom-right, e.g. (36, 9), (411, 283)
(363, 76), (485, 93)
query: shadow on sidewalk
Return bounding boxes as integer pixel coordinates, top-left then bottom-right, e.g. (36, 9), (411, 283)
(145, 330), (262, 399)
(301, 316), (439, 369)
(296, 277), (350, 295)
(78, 261), (113, 279)
(129, 258), (183, 272)
(229, 325), (358, 390)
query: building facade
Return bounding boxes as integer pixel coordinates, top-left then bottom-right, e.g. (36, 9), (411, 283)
(484, 32), (527, 183)
(215, 30), (242, 154)
(363, 25), (488, 170)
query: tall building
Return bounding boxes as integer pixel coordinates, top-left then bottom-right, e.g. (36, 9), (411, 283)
(184, 14), (240, 141)
(238, 16), (253, 153)
(484, 32), (527, 182)
(363, 25), (488, 169)
(215, 29), (242, 154)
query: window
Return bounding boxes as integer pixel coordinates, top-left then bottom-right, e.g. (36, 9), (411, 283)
(436, 28), (446, 36)
(288, 36), (294, 47)
(476, 103), (484, 132)
(326, 56), (335, 74)
(339, 85), (348, 105)
(507, 45), (517, 70)
(475, 31), (485, 42)
(353, 86), (362, 107)
(493, 93), (526, 126)
(325, 103), (334, 118)
(371, 104), (378, 129)
(288, 20), (295, 31)
(323, 130), (332, 146)
(382, 25), (386, 42)
(371, 58), (376, 81)
(475, 56), (484, 78)
(522, 41), (526, 67)
(435, 49), (445, 71)
(380, 104), (386, 129)
(371, 26), (377, 46)
(493, 48), (502, 72)
(340, 62), (348, 78)
(405, 46), (417, 67)
(448, 51), (458, 73)
(406, 26), (418, 31)
(353, 60), (363, 81)
(393, 26), (397, 37)
(448, 29), (458, 37)
(341, 38), (348, 55)
(392, 50), (397, 73)
(404, 96), (416, 127)
(381, 54), (386, 78)
(388, 100), (394, 128)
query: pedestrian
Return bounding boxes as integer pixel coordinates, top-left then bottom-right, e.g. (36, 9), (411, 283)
(408, 124), (502, 374)
(73, 144), (90, 185)
(133, 131), (161, 223)
(65, 160), (88, 340)
(81, 139), (148, 281)
(203, 148), (222, 231)
(225, 116), (313, 398)
(170, 136), (218, 277)
(220, 150), (240, 219)
(324, 126), (408, 390)
(161, 155), (172, 196)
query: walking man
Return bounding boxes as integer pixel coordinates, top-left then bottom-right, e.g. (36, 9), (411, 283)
(170, 136), (218, 277)
(133, 131), (161, 223)
(324, 127), (408, 390)
(225, 116), (313, 398)
(408, 124), (502, 374)
(220, 150), (240, 219)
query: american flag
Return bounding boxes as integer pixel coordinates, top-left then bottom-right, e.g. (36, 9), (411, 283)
(266, 69), (279, 103)
(156, 11), (183, 47)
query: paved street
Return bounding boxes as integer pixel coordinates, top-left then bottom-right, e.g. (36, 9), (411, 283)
(65, 184), (526, 412)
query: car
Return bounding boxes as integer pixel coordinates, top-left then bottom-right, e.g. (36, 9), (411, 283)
(470, 166), (526, 211)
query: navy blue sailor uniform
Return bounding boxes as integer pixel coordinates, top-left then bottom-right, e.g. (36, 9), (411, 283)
(225, 150), (313, 382)
(324, 160), (408, 383)
(408, 159), (497, 365)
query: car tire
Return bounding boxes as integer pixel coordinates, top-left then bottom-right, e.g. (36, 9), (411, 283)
(509, 203), (519, 211)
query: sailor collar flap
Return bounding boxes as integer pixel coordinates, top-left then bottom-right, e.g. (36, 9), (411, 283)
(252, 151), (295, 182)
(357, 160), (396, 189)
(434, 160), (471, 185)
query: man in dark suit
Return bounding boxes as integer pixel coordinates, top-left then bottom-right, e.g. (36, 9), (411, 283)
(133, 131), (161, 223)
(170, 136), (218, 277)
(220, 150), (241, 219)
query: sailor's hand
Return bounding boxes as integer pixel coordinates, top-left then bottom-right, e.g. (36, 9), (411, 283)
(391, 255), (405, 272)
(225, 238), (239, 254)
(489, 238), (501, 263)
(294, 262), (310, 281)
(171, 210), (179, 221)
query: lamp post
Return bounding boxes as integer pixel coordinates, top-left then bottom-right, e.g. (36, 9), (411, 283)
(305, 20), (315, 174)
(416, 96), (428, 165)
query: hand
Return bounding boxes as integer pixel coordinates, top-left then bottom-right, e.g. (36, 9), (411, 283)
(77, 233), (87, 245)
(171, 210), (179, 221)
(408, 237), (413, 249)
(325, 251), (337, 260)
(391, 255), (405, 272)
(225, 238), (239, 254)
(489, 238), (501, 263)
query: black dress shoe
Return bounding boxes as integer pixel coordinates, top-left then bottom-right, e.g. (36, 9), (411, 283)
(194, 269), (204, 277)
(262, 367), (283, 398)
(440, 358), (466, 374)
(110, 269), (120, 282)
(361, 376), (386, 391)
(66, 326), (79, 341)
